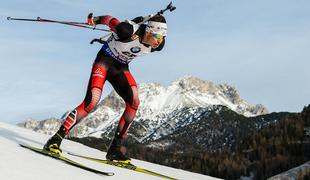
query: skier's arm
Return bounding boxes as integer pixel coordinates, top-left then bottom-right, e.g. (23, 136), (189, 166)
(115, 22), (135, 40)
(88, 13), (120, 32)
(88, 13), (134, 40)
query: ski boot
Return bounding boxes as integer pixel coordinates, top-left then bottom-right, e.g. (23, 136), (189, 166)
(106, 137), (131, 164)
(43, 126), (66, 154)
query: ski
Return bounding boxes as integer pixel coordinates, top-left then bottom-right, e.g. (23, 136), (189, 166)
(68, 152), (177, 180)
(19, 144), (114, 176)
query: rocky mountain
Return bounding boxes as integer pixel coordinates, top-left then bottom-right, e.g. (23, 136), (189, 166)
(18, 76), (269, 150)
(145, 106), (288, 152)
(17, 118), (62, 135)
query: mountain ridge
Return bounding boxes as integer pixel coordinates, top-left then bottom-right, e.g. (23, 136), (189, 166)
(18, 76), (268, 142)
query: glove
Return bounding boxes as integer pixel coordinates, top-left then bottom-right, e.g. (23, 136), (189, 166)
(131, 16), (144, 24)
(131, 14), (153, 24)
(87, 13), (96, 26)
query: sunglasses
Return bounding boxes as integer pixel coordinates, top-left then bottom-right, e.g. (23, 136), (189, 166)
(153, 33), (163, 39)
(146, 31), (164, 40)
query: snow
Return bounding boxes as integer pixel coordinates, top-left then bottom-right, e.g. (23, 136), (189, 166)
(0, 122), (220, 180)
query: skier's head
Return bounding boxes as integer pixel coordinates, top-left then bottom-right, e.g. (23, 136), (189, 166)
(143, 15), (167, 48)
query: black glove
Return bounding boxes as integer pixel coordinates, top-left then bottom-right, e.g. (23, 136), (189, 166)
(131, 16), (144, 24)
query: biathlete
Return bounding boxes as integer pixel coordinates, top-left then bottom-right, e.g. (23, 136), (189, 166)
(44, 13), (168, 162)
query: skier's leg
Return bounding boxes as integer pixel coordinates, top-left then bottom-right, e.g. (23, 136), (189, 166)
(114, 71), (139, 139)
(106, 70), (140, 161)
(44, 62), (107, 153)
(63, 63), (107, 133)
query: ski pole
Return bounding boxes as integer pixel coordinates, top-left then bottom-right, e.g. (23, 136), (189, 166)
(7, 16), (88, 25)
(7, 16), (111, 32)
(157, 1), (176, 15)
(137, 1), (176, 25)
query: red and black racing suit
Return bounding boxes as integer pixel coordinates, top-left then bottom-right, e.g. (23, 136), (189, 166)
(61, 15), (165, 140)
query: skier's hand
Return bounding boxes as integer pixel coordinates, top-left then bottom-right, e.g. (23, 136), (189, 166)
(131, 16), (144, 24)
(87, 13), (96, 26)
(131, 14), (153, 24)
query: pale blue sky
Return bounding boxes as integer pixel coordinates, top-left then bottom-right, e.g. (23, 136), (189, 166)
(1, 0), (310, 123)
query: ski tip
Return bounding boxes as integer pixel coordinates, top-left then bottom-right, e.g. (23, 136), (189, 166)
(19, 143), (25, 147)
(7, 17), (11, 20)
(107, 172), (115, 176)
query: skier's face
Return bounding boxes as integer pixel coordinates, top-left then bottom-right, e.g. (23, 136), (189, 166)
(142, 31), (164, 49)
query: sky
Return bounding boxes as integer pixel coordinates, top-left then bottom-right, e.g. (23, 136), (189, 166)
(1, 0), (310, 123)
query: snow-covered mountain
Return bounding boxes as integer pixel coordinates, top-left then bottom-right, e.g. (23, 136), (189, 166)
(18, 76), (268, 142)
(17, 118), (62, 135)
(0, 122), (218, 180)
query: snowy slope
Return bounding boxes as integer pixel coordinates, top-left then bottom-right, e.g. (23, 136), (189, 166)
(0, 122), (220, 180)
